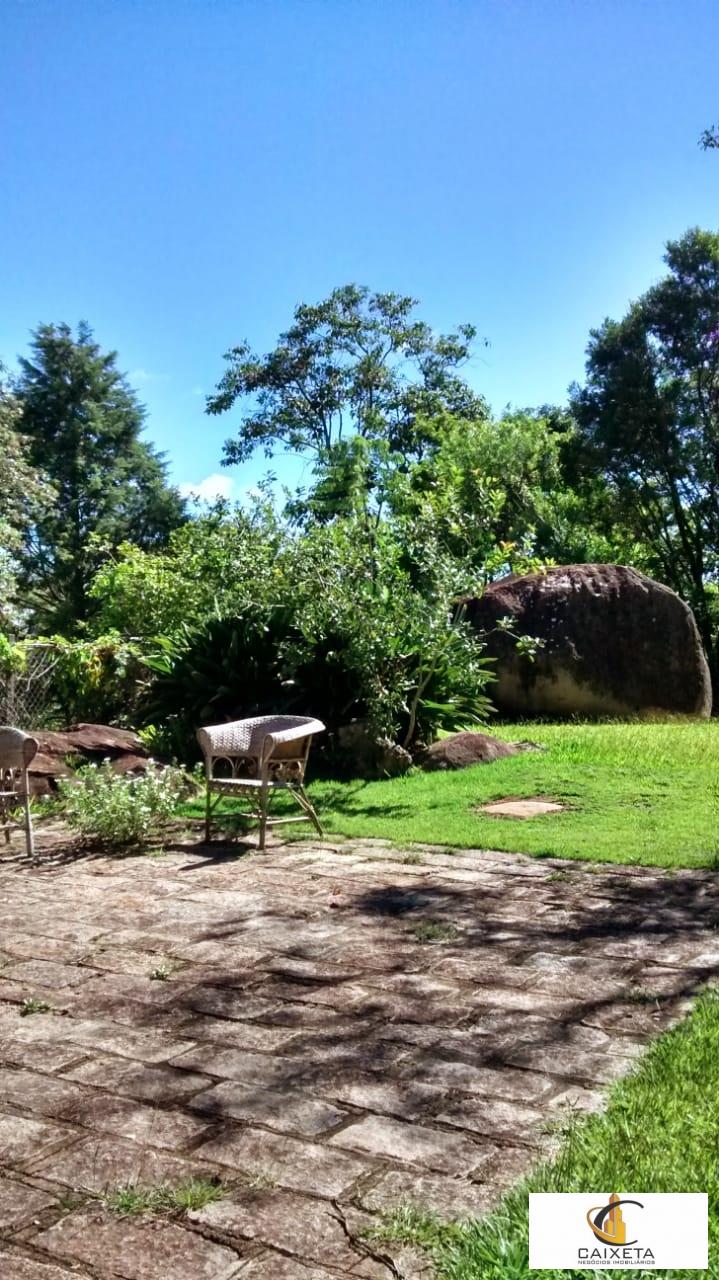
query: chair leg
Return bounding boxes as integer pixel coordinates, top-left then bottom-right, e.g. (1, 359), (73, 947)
(258, 784), (268, 851)
(299, 786), (323, 837)
(204, 783), (212, 843)
(24, 794), (34, 858)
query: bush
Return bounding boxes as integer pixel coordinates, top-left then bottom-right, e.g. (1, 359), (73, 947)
(59, 762), (187, 846)
(88, 508), (496, 767)
(140, 594), (493, 766)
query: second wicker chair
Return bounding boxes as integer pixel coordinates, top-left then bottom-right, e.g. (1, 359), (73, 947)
(197, 715), (325, 849)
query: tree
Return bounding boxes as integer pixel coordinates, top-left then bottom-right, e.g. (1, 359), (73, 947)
(16, 323), (186, 632)
(571, 228), (719, 676)
(208, 285), (488, 490)
(0, 370), (54, 629)
(699, 124), (719, 150)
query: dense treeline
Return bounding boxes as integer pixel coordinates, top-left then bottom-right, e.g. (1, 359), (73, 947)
(2, 227), (718, 749)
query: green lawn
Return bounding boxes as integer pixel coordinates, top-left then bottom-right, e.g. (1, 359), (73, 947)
(302, 720), (719, 869)
(368, 987), (719, 1279)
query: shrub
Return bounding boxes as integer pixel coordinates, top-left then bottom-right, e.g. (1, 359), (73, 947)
(88, 503), (283, 642)
(59, 762), (187, 846)
(140, 596), (493, 765)
(140, 611), (311, 763)
(89, 507), (495, 766)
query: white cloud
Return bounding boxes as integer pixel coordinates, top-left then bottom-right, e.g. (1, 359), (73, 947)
(180, 473), (235, 503)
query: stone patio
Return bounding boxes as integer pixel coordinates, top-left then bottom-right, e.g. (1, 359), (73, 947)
(1, 826), (718, 1279)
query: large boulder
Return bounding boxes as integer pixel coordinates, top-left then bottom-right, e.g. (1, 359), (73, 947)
(461, 565), (712, 719)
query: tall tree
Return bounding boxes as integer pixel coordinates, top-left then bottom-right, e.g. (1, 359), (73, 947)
(0, 370), (54, 629)
(208, 285), (488, 506)
(571, 228), (719, 677)
(16, 322), (186, 632)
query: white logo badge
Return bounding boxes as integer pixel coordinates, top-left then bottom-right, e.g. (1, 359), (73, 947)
(529, 1192), (708, 1269)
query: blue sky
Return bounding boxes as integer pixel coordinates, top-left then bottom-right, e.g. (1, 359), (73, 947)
(2, 0), (719, 501)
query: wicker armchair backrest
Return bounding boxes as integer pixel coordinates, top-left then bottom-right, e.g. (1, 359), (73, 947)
(197, 715), (325, 765)
(0, 727), (39, 774)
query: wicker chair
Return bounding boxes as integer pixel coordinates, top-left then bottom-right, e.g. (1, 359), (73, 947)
(0, 727), (38, 857)
(197, 715), (325, 849)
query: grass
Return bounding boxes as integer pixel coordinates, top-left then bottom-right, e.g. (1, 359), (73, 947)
(19, 996), (51, 1016)
(366, 987), (719, 1279)
(408, 919), (460, 944)
(304, 720), (719, 869)
(104, 1176), (226, 1217)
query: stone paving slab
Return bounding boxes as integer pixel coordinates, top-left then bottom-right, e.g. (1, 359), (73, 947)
(0, 1175), (57, 1231)
(34, 1206), (244, 1279)
(0, 1252), (95, 1280)
(1, 826), (718, 1278)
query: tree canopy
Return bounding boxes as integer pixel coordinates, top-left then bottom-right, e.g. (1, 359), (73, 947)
(16, 322), (186, 631)
(208, 284), (488, 473)
(5, 234), (719, 732)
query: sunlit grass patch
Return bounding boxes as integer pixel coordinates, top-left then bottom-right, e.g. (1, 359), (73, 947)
(303, 720), (719, 868)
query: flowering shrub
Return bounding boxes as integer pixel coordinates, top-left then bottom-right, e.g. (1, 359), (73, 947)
(58, 762), (187, 847)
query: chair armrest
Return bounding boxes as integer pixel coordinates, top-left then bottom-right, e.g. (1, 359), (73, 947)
(264, 719), (325, 750)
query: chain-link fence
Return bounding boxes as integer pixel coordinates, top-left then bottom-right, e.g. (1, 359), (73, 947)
(0, 644), (62, 730)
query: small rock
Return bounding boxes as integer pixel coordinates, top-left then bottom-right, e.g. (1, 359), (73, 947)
(421, 731), (522, 771)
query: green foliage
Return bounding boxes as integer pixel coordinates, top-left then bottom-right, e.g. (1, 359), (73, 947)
(15, 322), (186, 632)
(0, 370), (55, 629)
(407, 920), (460, 944)
(11, 262), (718, 743)
(279, 517), (494, 749)
(59, 761), (188, 847)
(89, 501), (282, 641)
(19, 997), (51, 1016)
(368, 986), (719, 1279)
(392, 410), (566, 573)
(390, 407), (649, 579)
(139, 517), (494, 760)
(0, 631), (147, 727)
(0, 633), (28, 675)
(141, 611), (308, 760)
(48, 632), (148, 724)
